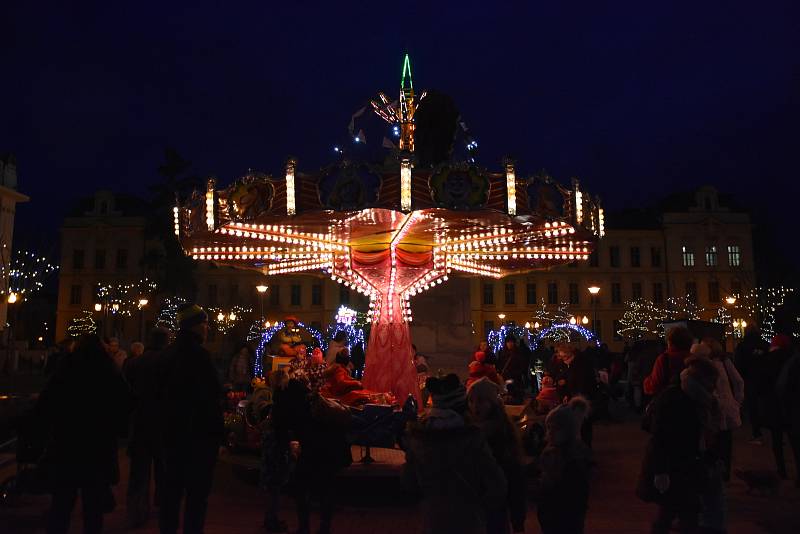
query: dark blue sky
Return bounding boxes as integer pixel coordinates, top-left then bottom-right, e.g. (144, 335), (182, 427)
(2, 1), (798, 262)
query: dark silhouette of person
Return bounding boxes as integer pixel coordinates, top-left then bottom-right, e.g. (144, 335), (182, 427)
(36, 334), (131, 534)
(158, 304), (224, 534)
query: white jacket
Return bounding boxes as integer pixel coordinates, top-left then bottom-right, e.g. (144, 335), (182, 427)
(713, 357), (745, 430)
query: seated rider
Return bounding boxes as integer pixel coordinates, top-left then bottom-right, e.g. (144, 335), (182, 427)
(321, 350), (387, 406)
(466, 350), (505, 390)
(273, 316), (307, 358)
(288, 346), (327, 394)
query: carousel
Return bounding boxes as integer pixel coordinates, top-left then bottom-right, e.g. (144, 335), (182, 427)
(174, 54), (603, 406)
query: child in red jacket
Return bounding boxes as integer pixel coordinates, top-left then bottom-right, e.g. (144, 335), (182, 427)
(467, 351), (505, 390)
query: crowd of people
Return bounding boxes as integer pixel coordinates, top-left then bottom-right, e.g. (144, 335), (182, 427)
(24, 302), (800, 534)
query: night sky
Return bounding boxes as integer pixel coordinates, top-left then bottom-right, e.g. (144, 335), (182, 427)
(2, 1), (798, 265)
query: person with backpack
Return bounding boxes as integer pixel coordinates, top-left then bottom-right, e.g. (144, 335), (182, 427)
(643, 327), (694, 397)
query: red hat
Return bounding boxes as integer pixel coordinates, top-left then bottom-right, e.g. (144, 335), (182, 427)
(473, 351), (486, 363)
(284, 315), (300, 324)
(770, 334), (792, 351)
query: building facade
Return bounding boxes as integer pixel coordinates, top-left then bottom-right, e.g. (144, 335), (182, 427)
(0, 153), (30, 331)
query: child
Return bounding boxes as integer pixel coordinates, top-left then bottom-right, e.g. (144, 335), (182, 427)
(534, 396), (592, 534)
(466, 351), (505, 389)
(535, 375), (560, 414)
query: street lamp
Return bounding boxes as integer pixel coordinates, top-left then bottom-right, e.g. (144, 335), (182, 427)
(256, 284), (268, 319)
(725, 296), (737, 305)
(588, 286), (600, 335)
(525, 322), (531, 329)
(497, 313), (506, 324)
(217, 312), (225, 322)
(138, 298), (148, 341)
(569, 316), (577, 325)
(7, 292), (17, 304)
(582, 315), (589, 325)
(94, 303), (102, 312)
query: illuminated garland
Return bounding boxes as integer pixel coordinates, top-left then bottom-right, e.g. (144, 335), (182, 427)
(254, 320), (326, 377)
(487, 321), (598, 354)
(155, 297), (187, 332)
(730, 287), (794, 341)
(96, 278), (158, 317)
(0, 248), (59, 299)
(67, 312), (97, 337)
(616, 297), (703, 340)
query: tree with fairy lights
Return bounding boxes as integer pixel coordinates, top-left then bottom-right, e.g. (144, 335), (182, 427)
(617, 299), (662, 340)
(0, 248), (59, 301)
(96, 278), (158, 317)
(732, 287), (794, 341)
(156, 297), (187, 332)
(67, 312), (97, 337)
(208, 305), (252, 334)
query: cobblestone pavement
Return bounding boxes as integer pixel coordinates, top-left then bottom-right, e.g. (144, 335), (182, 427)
(2, 409), (799, 533)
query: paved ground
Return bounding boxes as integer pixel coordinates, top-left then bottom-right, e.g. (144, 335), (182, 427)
(1, 405), (799, 533)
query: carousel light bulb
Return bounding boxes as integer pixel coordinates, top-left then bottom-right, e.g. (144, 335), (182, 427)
(264, 321), (271, 328)
(400, 157), (412, 211)
(570, 316), (577, 325)
(505, 161), (516, 216)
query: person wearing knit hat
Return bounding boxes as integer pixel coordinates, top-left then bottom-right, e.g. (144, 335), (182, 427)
(404, 374), (507, 534)
(467, 377), (527, 533)
(535, 396), (592, 534)
(690, 342), (711, 359)
(158, 303), (223, 534)
(466, 350), (505, 390)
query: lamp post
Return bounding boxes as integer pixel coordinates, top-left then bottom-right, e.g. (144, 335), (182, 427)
(256, 284), (268, 320)
(138, 298), (149, 341)
(588, 286), (600, 336)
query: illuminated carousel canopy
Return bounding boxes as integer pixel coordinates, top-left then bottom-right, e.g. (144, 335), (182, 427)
(173, 55), (603, 404)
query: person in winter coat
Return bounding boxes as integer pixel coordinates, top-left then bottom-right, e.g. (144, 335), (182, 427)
(776, 340), (800, 487)
(467, 351), (505, 390)
(325, 330), (348, 364)
(259, 369), (291, 533)
(549, 343), (597, 447)
(403, 374), (507, 534)
(319, 350), (376, 406)
(533, 396), (592, 534)
(158, 304), (225, 534)
(497, 337), (529, 404)
(757, 334), (797, 480)
(227, 343), (254, 392)
(272, 376), (351, 534)
(637, 356), (721, 534)
(701, 338), (744, 480)
(643, 326), (694, 397)
(467, 377), (526, 534)
(124, 327), (171, 528)
(36, 334), (131, 534)
(288, 346), (328, 394)
(734, 327), (770, 442)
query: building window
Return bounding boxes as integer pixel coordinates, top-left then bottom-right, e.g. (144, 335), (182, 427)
(681, 246), (695, 267)
(504, 283), (515, 305)
(686, 282), (698, 303)
(730, 279), (742, 295)
(705, 245), (718, 267)
(339, 284), (350, 305)
(207, 284), (217, 305)
(311, 284), (322, 306)
(483, 320), (495, 337)
(589, 250), (599, 267)
(526, 283), (537, 305)
(609, 246), (620, 268)
(653, 282), (664, 304)
(69, 284), (82, 305)
(728, 245), (741, 267)
(632, 282), (642, 300)
(290, 284), (301, 306)
(569, 283), (579, 305)
(613, 319), (623, 341)
(651, 247), (662, 268)
(708, 281), (720, 303)
(72, 249), (85, 270)
(547, 282), (558, 305)
(270, 285), (280, 306)
(94, 249), (106, 270)
(483, 283), (494, 305)
(611, 282), (622, 304)
(630, 247), (641, 268)
(116, 249), (128, 270)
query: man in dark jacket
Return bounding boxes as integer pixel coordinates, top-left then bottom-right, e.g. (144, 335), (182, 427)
(158, 304), (224, 534)
(37, 334), (131, 534)
(735, 327), (769, 442)
(550, 343), (597, 447)
(125, 327), (171, 528)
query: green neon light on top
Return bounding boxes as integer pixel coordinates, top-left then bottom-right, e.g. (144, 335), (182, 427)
(401, 53), (413, 90)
